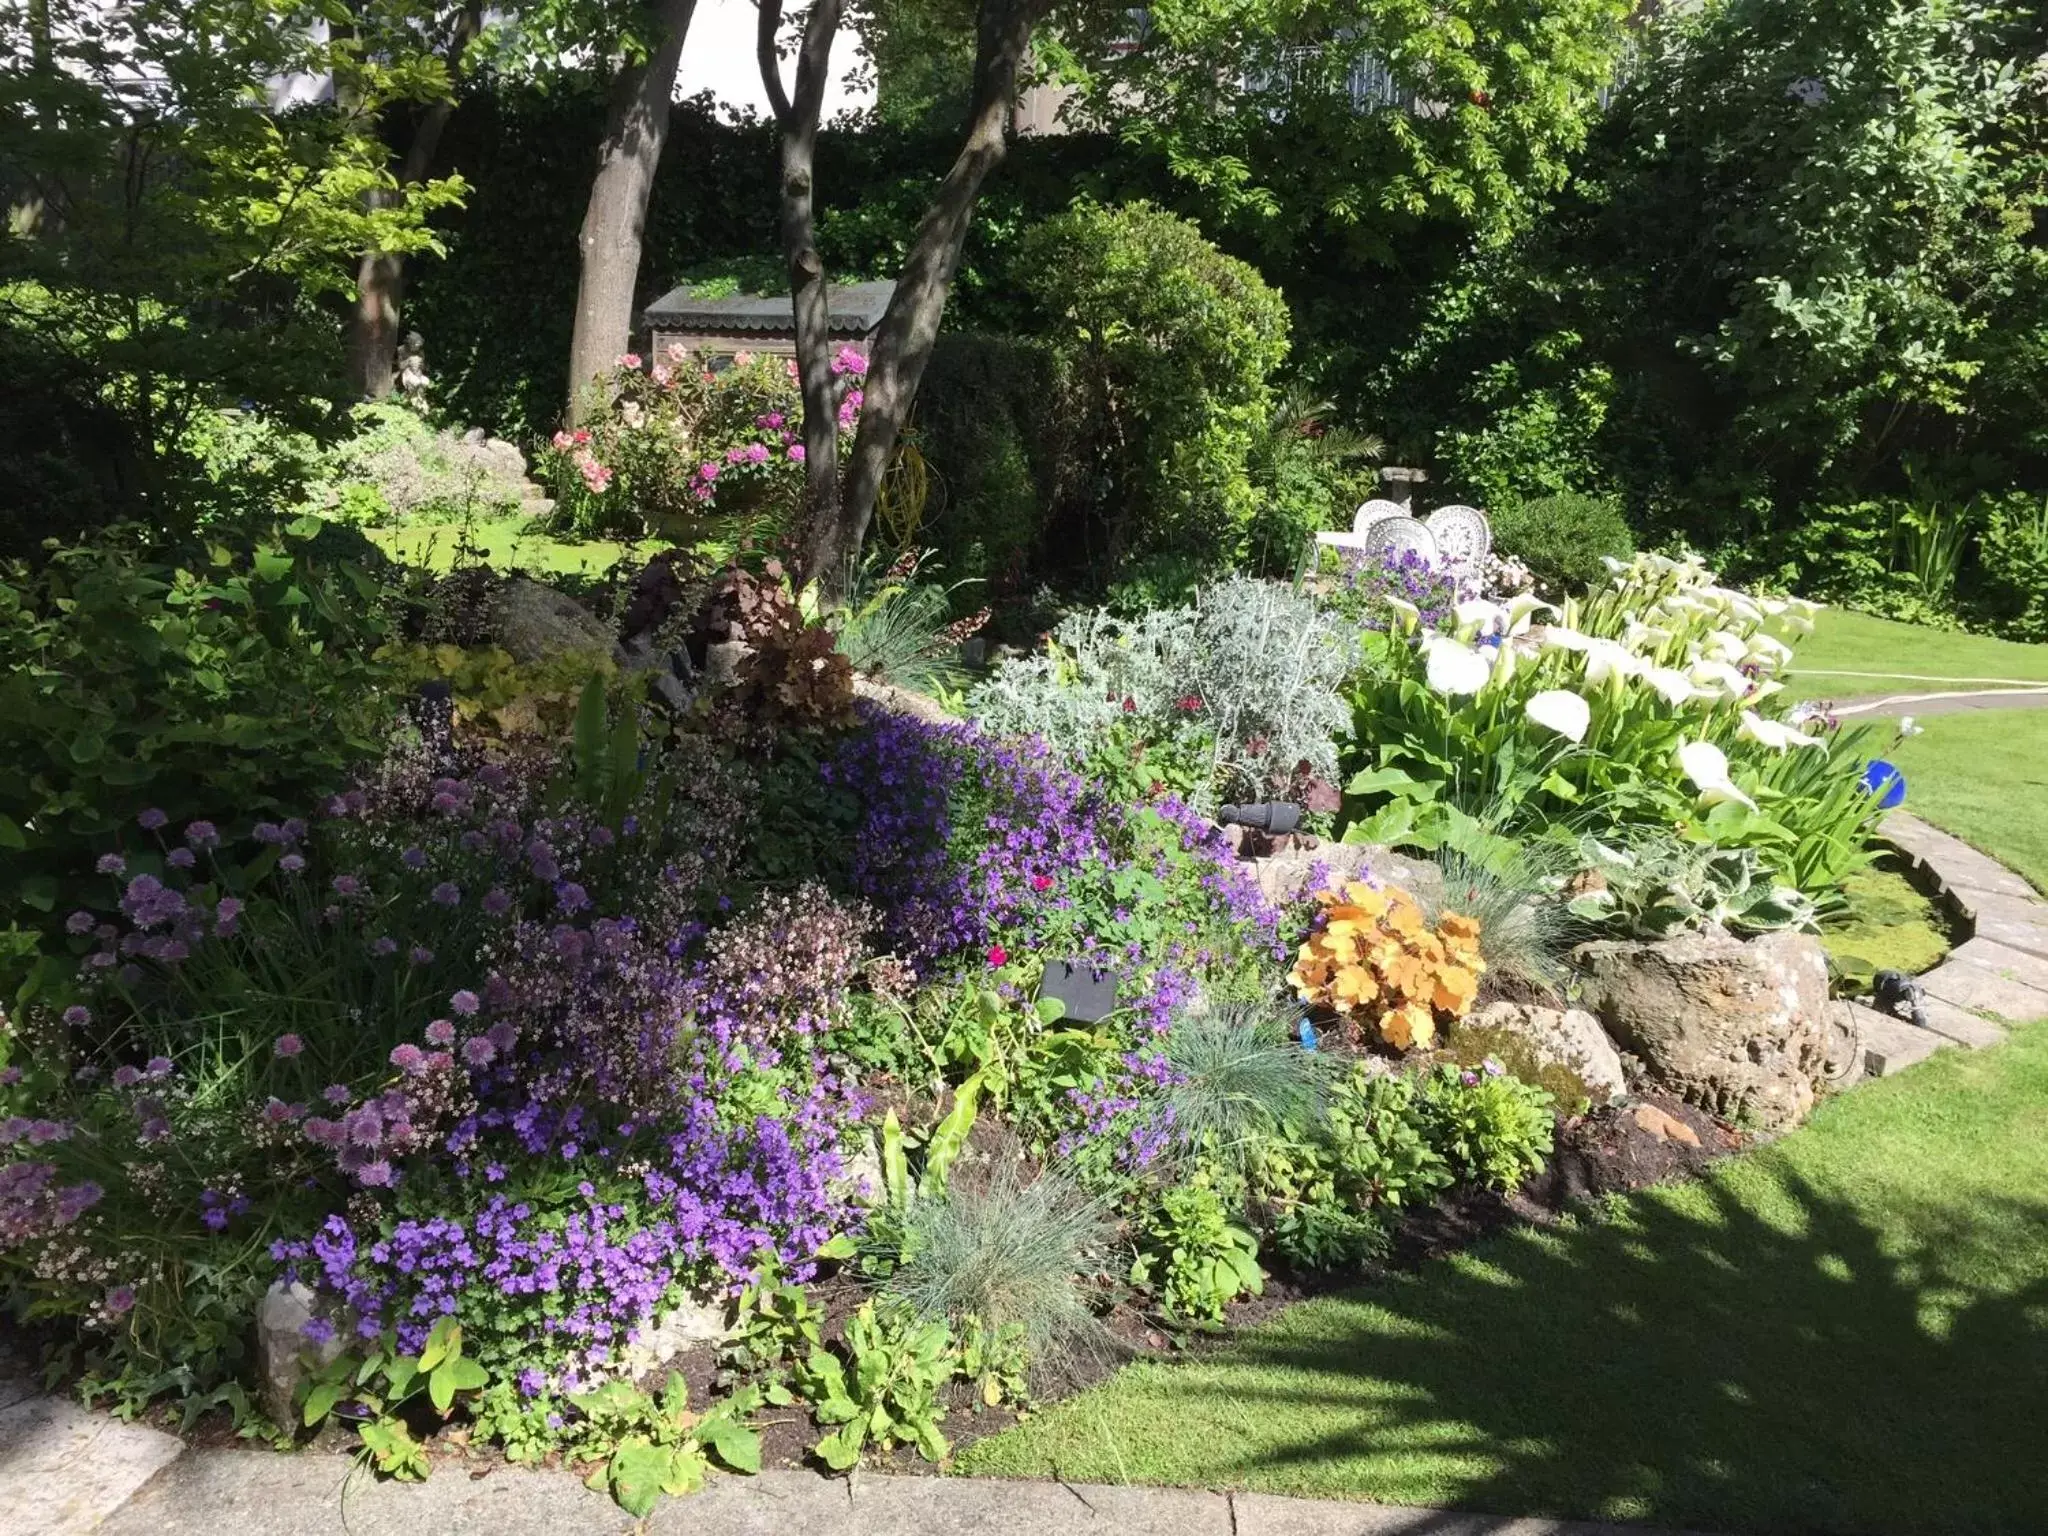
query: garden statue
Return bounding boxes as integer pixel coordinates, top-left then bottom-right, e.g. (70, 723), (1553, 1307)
(396, 331), (431, 411)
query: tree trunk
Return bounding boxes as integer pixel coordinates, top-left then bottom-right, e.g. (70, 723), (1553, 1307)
(566, 0), (701, 425)
(761, 0), (848, 576)
(807, 0), (1050, 597)
(344, 5), (480, 401)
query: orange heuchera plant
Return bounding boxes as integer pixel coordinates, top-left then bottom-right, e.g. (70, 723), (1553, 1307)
(1289, 881), (1484, 1050)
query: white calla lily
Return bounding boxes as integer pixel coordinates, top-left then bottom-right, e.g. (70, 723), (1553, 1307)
(1746, 678), (1785, 703)
(1747, 633), (1794, 667)
(1503, 593), (1556, 634)
(1641, 666), (1706, 707)
(1421, 634), (1492, 696)
(1738, 710), (1823, 751)
(1383, 595), (1421, 633)
(1760, 596), (1790, 617)
(1582, 639), (1644, 684)
(1539, 625), (1595, 653)
(1454, 598), (1507, 637)
(1600, 555), (1630, 574)
(1688, 659), (1752, 699)
(1675, 741), (1757, 811)
(1705, 629), (1749, 663)
(1525, 689), (1591, 744)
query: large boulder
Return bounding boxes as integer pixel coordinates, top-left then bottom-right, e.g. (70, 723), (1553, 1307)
(495, 577), (616, 665)
(1446, 1000), (1626, 1112)
(1242, 837), (1446, 910)
(1572, 929), (1831, 1131)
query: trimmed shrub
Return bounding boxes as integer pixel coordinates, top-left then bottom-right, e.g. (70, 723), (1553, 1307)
(1490, 492), (1636, 596)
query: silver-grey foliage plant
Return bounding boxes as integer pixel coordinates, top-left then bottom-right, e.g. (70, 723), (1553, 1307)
(968, 576), (1359, 809)
(881, 1162), (1112, 1366)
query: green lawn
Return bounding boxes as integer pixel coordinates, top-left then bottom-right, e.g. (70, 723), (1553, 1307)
(1883, 711), (2048, 894)
(1777, 611), (2048, 892)
(365, 513), (660, 577)
(959, 1024), (2048, 1535)
(1785, 610), (2048, 702)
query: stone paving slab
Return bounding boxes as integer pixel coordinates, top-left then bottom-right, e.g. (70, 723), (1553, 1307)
(1913, 996), (2011, 1050)
(1917, 959), (2048, 1023)
(93, 1450), (1691, 1536)
(1940, 887), (2048, 932)
(0, 1389), (185, 1536)
(1949, 935), (2048, 986)
(1966, 914), (2048, 964)
(1846, 1002), (1953, 1078)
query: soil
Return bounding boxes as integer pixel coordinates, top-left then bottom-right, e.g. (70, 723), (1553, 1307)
(82, 1090), (1754, 1484)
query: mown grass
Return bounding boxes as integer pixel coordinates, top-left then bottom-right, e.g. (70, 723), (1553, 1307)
(1785, 610), (2048, 702)
(959, 1023), (2048, 1535)
(364, 512), (660, 577)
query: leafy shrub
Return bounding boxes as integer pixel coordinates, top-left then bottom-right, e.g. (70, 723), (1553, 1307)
(1289, 881), (1485, 1051)
(0, 520), (395, 929)
(1242, 388), (1383, 578)
(540, 348), (861, 544)
(311, 404), (534, 527)
(1130, 1176), (1263, 1327)
(1251, 1065), (1449, 1271)
(912, 334), (1078, 594)
(795, 1301), (955, 1468)
(1018, 200), (1291, 575)
(1417, 1061), (1555, 1192)
(969, 575), (1357, 810)
(1489, 492), (1636, 596)
(1973, 493), (2048, 642)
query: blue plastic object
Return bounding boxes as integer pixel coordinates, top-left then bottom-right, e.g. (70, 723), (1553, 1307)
(1295, 1013), (1319, 1052)
(1861, 758), (1907, 809)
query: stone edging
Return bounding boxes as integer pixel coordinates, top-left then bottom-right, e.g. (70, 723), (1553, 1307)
(1847, 814), (2048, 1078)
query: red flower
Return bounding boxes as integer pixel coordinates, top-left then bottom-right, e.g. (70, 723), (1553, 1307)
(1174, 694), (1203, 712)
(1030, 875), (1052, 893)
(987, 943), (1009, 968)
(1121, 696), (1136, 713)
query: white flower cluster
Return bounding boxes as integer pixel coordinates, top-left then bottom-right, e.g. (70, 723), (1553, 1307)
(1391, 551), (1828, 812)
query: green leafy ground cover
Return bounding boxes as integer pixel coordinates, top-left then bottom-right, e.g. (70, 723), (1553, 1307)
(1820, 859), (1956, 987)
(959, 1023), (2048, 1536)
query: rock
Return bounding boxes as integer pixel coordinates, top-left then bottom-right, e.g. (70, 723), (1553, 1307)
(1631, 1103), (1702, 1147)
(1446, 1000), (1626, 1110)
(255, 1281), (349, 1427)
(835, 1130), (885, 1206)
(619, 1296), (730, 1384)
(852, 675), (957, 726)
(1572, 929), (1832, 1131)
(702, 640), (751, 688)
(1243, 838), (1445, 910)
(494, 577), (616, 666)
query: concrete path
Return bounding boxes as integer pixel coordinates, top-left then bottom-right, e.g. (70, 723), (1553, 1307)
(82, 1450), (1697, 1536)
(1829, 686), (2048, 720)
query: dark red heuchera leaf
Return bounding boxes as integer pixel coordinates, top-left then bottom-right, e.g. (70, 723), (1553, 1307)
(1300, 773), (1342, 814)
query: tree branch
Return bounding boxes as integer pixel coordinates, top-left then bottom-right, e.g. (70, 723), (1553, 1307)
(757, 0), (792, 125)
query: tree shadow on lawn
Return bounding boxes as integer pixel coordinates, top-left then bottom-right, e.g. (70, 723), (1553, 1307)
(1162, 1169), (2048, 1536)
